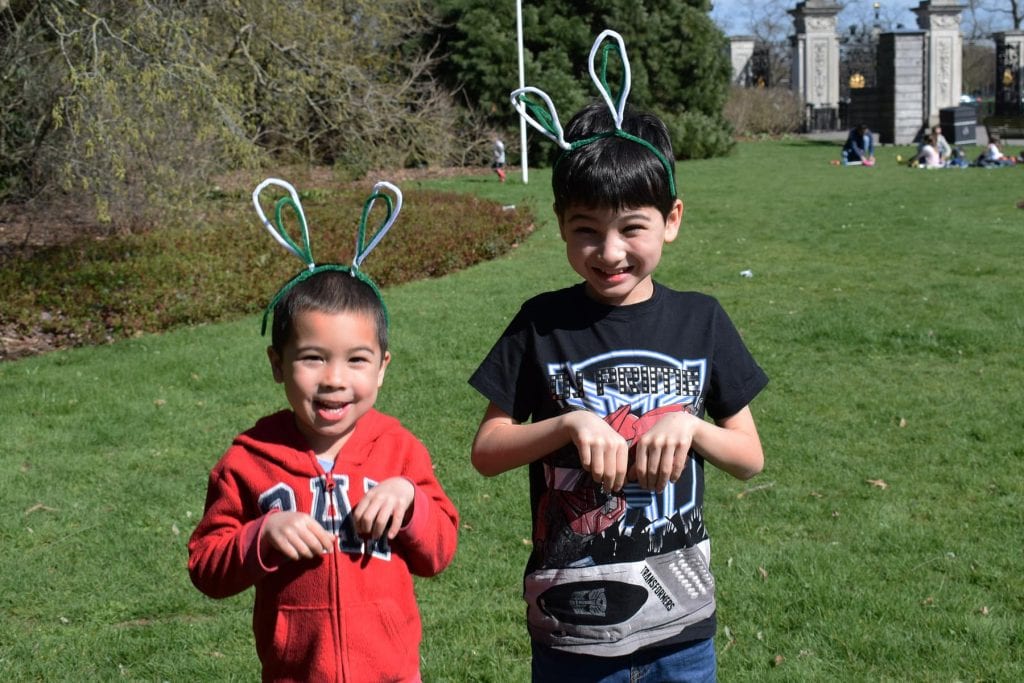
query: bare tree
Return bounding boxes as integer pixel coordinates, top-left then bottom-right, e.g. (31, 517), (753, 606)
(986, 0), (1024, 29)
(734, 0), (792, 87)
(963, 42), (997, 97)
(1, 1), (460, 232)
(962, 0), (1022, 36)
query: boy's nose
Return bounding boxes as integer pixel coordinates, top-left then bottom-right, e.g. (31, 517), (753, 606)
(322, 362), (349, 389)
(598, 236), (626, 263)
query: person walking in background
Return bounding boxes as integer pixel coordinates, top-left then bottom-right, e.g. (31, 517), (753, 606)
(492, 136), (507, 181)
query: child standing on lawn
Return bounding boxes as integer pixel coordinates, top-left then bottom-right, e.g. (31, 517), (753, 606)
(492, 136), (508, 182)
(469, 31), (768, 681)
(189, 179), (458, 682)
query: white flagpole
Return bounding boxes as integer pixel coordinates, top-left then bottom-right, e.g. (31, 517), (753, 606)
(516, 0), (529, 183)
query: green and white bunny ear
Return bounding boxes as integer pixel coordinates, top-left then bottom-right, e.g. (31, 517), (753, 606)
(509, 28), (676, 197)
(252, 177), (404, 336)
(252, 177), (315, 272)
(353, 180), (403, 272)
(510, 86), (571, 150)
(508, 29), (631, 148)
(588, 29), (631, 128)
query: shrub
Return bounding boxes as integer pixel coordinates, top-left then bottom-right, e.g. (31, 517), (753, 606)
(658, 109), (736, 160)
(0, 186), (534, 359)
(723, 86), (804, 137)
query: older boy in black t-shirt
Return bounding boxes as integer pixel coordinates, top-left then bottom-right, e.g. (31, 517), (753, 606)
(468, 31), (768, 682)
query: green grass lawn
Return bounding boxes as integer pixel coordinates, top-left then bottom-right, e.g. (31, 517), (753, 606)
(2, 139), (1022, 681)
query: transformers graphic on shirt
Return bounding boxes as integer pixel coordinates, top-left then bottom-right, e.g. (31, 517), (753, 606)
(526, 350), (716, 655)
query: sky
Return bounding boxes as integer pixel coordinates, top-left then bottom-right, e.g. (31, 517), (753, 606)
(708, 1), (1016, 40)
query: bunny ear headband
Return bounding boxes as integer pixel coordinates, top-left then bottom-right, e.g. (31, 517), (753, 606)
(252, 178), (403, 335)
(510, 29), (676, 197)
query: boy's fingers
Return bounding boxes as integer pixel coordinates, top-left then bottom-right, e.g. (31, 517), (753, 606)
(387, 512), (403, 540)
(294, 526), (326, 558)
(582, 443), (602, 480)
(355, 498), (390, 541)
(611, 444), (628, 491)
(577, 443), (593, 472)
(593, 448), (615, 490)
(670, 449), (688, 483)
(371, 509), (392, 540)
(283, 518), (331, 558)
(633, 446), (650, 489)
(312, 523), (336, 553)
(597, 444), (626, 492)
(654, 447), (675, 492)
(276, 540), (300, 561)
(634, 441), (675, 492)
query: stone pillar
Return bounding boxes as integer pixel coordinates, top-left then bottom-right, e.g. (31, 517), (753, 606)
(992, 31), (1024, 116)
(913, 0), (965, 126)
(730, 36), (756, 86)
(789, 1), (842, 129)
(875, 31), (928, 144)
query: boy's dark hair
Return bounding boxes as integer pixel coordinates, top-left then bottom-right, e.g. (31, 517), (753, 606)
(270, 269), (388, 356)
(552, 100), (677, 218)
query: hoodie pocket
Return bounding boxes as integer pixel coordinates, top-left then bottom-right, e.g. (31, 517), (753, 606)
(258, 606), (333, 680)
(343, 599), (419, 681)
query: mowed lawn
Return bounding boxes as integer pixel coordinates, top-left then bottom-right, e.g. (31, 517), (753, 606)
(1, 139), (1021, 681)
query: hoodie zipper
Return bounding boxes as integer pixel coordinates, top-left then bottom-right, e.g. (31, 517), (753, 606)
(317, 458), (347, 681)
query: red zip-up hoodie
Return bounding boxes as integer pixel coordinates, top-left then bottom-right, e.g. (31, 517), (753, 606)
(188, 409), (459, 682)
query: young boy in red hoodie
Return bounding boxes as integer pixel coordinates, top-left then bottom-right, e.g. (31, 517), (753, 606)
(189, 181), (458, 682)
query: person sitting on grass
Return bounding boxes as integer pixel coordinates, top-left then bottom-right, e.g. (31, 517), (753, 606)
(916, 134), (943, 168)
(918, 125), (951, 165)
(842, 123), (876, 166)
(978, 135), (1016, 167)
(189, 180), (459, 682)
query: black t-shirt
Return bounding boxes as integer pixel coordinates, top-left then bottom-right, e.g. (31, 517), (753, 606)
(469, 282), (768, 656)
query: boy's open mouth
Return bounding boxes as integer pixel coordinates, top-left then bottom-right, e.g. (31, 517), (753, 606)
(594, 265), (632, 281)
(314, 399), (349, 421)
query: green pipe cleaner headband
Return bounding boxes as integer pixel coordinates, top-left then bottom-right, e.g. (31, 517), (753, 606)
(251, 177), (403, 336)
(510, 29), (676, 197)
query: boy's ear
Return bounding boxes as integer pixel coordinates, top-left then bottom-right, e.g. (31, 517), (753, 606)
(377, 351), (392, 388)
(664, 199), (684, 243)
(267, 346), (284, 383)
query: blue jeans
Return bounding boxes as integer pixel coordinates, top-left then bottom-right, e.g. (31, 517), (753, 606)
(531, 638), (716, 683)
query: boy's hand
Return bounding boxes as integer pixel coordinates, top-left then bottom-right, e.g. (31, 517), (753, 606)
(564, 410), (630, 492)
(261, 511), (337, 561)
(352, 477), (415, 542)
(631, 411), (699, 492)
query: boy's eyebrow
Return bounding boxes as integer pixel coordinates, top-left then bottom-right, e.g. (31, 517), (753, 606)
(565, 211), (596, 222)
(565, 208), (655, 223)
(293, 342), (379, 355)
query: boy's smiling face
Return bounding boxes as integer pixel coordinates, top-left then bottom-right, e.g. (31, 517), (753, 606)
(557, 199), (682, 306)
(268, 309), (390, 460)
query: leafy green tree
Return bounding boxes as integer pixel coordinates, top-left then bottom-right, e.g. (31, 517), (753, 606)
(432, 0), (734, 161)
